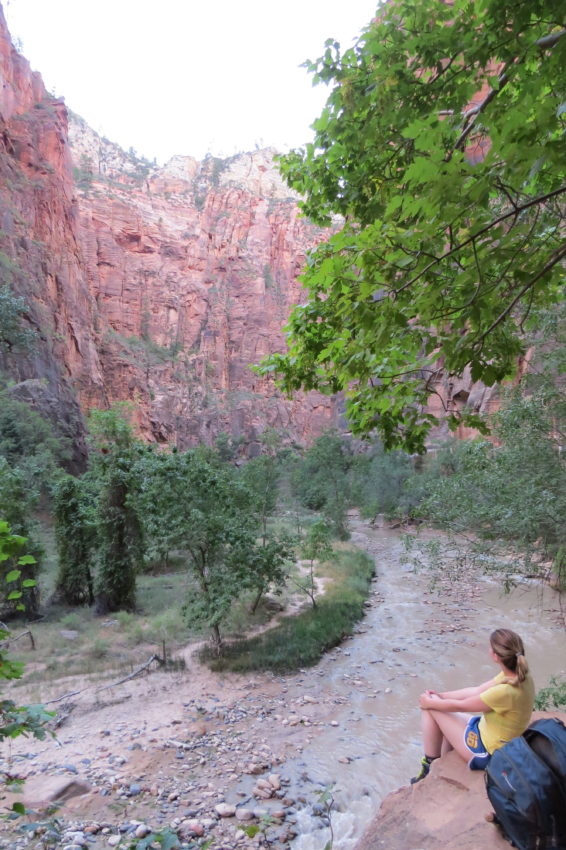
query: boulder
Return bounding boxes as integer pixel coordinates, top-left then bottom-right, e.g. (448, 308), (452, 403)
(23, 776), (91, 807)
(353, 751), (507, 850)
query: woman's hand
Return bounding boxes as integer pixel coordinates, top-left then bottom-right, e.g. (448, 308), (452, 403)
(419, 691), (443, 709)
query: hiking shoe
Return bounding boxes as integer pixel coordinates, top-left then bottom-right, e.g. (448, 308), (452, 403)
(410, 756), (433, 784)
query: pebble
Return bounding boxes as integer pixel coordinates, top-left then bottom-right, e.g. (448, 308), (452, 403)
(215, 802), (236, 817)
(134, 825), (150, 839)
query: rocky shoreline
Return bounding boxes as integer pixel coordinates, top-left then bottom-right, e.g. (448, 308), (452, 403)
(2, 670), (343, 850)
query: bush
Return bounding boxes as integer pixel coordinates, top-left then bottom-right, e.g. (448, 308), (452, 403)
(534, 677), (566, 711)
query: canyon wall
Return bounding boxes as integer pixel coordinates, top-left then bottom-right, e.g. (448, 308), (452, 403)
(68, 118), (337, 450)
(0, 5), (103, 465)
(0, 5), (337, 456)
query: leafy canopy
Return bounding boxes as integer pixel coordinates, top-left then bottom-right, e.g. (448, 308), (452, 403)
(260, 0), (566, 452)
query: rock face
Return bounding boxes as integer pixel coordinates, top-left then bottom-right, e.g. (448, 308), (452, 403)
(69, 118), (337, 448)
(0, 4), (102, 466)
(355, 751), (510, 850)
(0, 4), (337, 454)
(355, 712), (566, 850)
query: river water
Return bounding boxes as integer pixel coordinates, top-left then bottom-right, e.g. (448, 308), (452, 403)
(285, 519), (566, 850)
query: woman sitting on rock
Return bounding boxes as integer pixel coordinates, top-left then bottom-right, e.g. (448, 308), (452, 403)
(411, 628), (535, 784)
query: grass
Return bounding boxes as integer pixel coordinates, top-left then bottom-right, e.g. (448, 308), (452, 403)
(9, 553), (198, 689)
(200, 546), (375, 673)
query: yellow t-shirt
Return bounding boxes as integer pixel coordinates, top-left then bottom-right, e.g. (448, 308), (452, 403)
(478, 670), (535, 753)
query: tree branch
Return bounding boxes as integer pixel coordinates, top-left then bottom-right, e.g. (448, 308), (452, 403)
(474, 242), (566, 344)
(393, 185), (566, 296)
(447, 29), (566, 161)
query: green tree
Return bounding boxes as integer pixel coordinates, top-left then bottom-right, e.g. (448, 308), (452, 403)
(297, 520), (333, 609)
(54, 476), (95, 605)
(351, 441), (416, 521)
(137, 449), (290, 649)
(245, 532), (295, 615)
(292, 431), (352, 538)
(86, 405), (145, 613)
(259, 0), (566, 452)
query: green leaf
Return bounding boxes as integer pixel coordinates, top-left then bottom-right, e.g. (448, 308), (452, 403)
(17, 554), (36, 565)
(5, 569), (21, 583)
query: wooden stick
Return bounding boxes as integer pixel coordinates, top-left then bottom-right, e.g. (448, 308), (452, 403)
(95, 654), (163, 692)
(44, 689), (84, 706)
(1, 629), (35, 649)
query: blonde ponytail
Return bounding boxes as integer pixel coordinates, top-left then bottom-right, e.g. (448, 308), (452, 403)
(490, 628), (529, 686)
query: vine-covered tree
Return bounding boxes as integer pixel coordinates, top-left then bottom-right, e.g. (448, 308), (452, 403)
(260, 0), (566, 452)
(54, 476), (95, 605)
(87, 405), (145, 613)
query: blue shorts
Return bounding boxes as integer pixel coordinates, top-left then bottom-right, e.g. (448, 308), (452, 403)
(464, 715), (491, 770)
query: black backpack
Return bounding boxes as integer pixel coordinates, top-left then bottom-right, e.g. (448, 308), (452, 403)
(485, 718), (566, 850)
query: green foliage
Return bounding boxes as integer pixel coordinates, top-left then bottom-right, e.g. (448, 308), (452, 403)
(298, 520), (333, 608)
(214, 431), (243, 462)
(534, 676), (566, 710)
(351, 441), (417, 520)
(54, 476), (95, 605)
(136, 448), (290, 648)
(73, 153), (94, 190)
(241, 452), (279, 542)
(418, 390), (565, 561)
(259, 0), (566, 451)
(87, 402), (138, 457)
(0, 523), (52, 759)
(291, 431), (352, 538)
(0, 283), (36, 354)
(0, 467), (40, 616)
(203, 548), (374, 672)
(0, 392), (71, 615)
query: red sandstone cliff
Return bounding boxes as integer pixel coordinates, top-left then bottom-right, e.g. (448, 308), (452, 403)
(0, 5), (104, 464)
(68, 118), (337, 448)
(0, 4), (337, 454)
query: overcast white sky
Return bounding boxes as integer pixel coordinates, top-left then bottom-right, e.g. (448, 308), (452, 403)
(4, 0), (378, 164)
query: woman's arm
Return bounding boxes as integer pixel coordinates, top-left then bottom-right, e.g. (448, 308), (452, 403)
(419, 692), (490, 713)
(436, 678), (496, 700)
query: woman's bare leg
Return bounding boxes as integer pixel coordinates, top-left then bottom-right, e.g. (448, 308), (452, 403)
(421, 708), (444, 757)
(421, 710), (470, 761)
